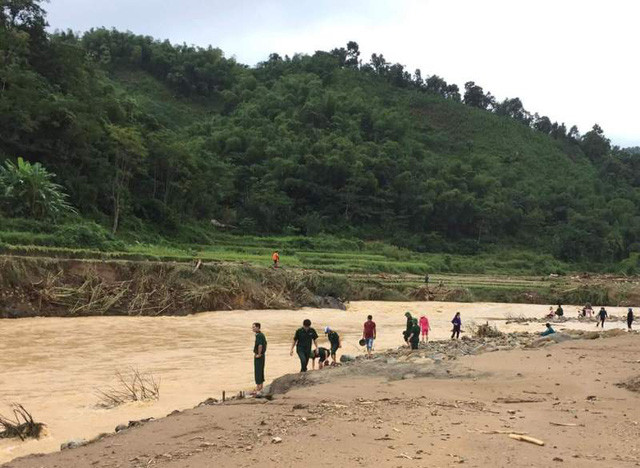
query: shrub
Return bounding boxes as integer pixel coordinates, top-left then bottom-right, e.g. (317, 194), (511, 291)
(0, 158), (76, 221)
(55, 222), (123, 251)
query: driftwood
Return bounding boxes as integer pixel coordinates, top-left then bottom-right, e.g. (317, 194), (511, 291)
(494, 397), (545, 404)
(509, 434), (545, 446)
(96, 369), (160, 408)
(0, 404), (46, 440)
(473, 429), (528, 435)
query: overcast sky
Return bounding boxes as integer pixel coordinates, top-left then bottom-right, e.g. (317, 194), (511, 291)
(46, 0), (639, 147)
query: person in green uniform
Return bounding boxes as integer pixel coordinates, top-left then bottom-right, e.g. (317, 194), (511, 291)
(325, 326), (341, 365)
(403, 311), (413, 343)
(252, 322), (267, 394)
(311, 347), (331, 369)
(406, 318), (421, 350)
(290, 319), (318, 372)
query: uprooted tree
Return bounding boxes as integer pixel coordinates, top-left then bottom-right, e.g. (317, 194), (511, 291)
(95, 368), (160, 408)
(0, 404), (46, 440)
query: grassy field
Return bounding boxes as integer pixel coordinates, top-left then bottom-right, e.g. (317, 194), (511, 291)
(0, 219), (575, 276)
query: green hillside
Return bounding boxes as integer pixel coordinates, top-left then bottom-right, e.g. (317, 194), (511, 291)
(1, 0), (639, 271)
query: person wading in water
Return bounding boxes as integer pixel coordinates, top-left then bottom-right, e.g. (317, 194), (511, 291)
(596, 307), (608, 328)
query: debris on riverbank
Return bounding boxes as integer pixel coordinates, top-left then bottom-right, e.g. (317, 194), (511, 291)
(0, 405), (46, 441)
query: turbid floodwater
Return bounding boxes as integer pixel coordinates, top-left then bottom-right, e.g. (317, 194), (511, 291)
(0, 301), (630, 464)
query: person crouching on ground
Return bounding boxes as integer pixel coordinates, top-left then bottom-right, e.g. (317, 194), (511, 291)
(311, 347), (331, 369)
(325, 326), (341, 365)
(419, 314), (431, 343)
(596, 307), (608, 328)
(540, 323), (555, 337)
(407, 318), (421, 350)
(290, 319), (318, 372)
(451, 312), (462, 340)
(362, 315), (376, 358)
(627, 308), (634, 331)
(252, 322), (267, 395)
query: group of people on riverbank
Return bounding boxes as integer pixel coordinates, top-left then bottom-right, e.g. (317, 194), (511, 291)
(546, 303), (634, 329)
(251, 310), (465, 394)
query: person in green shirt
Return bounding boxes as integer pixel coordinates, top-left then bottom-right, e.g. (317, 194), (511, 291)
(311, 347), (331, 369)
(290, 319), (318, 372)
(406, 318), (421, 350)
(403, 311), (413, 343)
(252, 322), (267, 394)
(325, 326), (341, 365)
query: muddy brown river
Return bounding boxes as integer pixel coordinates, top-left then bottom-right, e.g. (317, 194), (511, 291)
(0, 301), (630, 463)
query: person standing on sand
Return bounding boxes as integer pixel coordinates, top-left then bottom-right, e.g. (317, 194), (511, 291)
(291, 319), (318, 372)
(325, 326), (341, 365)
(252, 322), (267, 394)
(596, 307), (608, 328)
(362, 315), (376, 358)
(627, 308), (634, 330)
(403, 312), (413, 343)
(419, 315), (431, 343)
(451, 312), (462, 340)
(272, 251), (280, 268)
(407, 318), (421, 350)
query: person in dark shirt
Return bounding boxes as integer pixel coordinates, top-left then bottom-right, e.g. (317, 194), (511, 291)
(555, 304), (564, 317)
(362, 315), (377, 358)
(325, 326), (341, 365)
(311, 347), (331, 369)
(252, 322), (267, 394)
(451, 312), (462, 339)
(290, 319), (318, 372)
(406, 318), (421, 350)
(403, 312), (413, 343)
(596, 307), (608, 328)
(628, 308), (634, 330)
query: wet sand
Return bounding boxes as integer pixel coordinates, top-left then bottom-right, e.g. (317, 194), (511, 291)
(0, 301), (630, 463)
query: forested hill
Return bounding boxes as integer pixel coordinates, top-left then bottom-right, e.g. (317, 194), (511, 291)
(2, 0), (640, 264)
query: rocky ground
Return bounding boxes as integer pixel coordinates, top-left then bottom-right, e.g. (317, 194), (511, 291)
(4, 329), (640, 468)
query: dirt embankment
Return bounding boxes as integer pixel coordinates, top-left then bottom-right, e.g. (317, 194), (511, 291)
(4, 330), (640, 468)
(0, 257), (350, 318)
(3, 255), (640, 318)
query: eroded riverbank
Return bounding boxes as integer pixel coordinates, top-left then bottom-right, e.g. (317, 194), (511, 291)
(0, 301), (634, 463)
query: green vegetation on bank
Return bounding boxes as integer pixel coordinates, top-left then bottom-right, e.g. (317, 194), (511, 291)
(2, 0), (640, 273)
(4, 215), (640, 277)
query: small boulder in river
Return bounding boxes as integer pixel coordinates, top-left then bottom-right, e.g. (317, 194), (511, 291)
(61, 439), (87, 450)
(311, 295), (347, 310)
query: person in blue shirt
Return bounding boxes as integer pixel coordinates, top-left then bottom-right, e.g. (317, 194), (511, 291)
(451, 312), (462, 340)
(540, 323), (555, 336)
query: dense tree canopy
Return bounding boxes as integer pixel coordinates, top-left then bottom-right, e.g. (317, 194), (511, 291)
(1, 0), (639, 264)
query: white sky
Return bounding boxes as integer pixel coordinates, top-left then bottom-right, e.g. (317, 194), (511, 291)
(46, 0), (639, 146)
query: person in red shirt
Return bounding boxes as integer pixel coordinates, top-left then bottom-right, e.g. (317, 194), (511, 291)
(419, 315), (431, 343)
(362, 315), (376, 358)
(272, 251), (280, 268)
